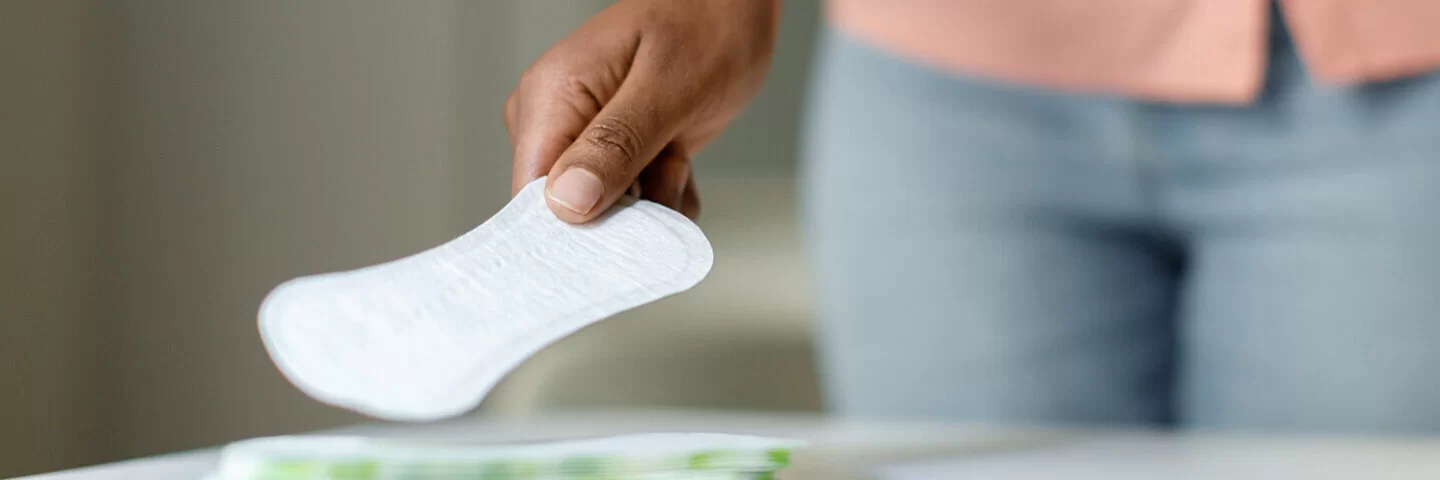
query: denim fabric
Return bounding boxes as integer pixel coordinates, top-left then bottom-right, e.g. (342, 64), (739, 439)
(801, 17), (1440, 433)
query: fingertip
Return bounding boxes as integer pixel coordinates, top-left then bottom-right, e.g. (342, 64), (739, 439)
(549, 167), (604, 212)
(511, 172), (538, 197)
(546, 198), (592, 224)
(639, 146), (690, 212)
(680, 181), (701, 220)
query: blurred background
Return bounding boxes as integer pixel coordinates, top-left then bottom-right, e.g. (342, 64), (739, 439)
(0, 0), (823, 476)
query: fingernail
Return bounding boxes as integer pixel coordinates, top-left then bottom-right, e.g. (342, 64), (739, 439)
(549, 167), (604, 215)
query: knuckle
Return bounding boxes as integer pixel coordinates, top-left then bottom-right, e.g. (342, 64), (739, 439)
(518, 59), (562, 93)
(522, 60), (610, 116)
(583, 116), (646, 165)
(517, 65), (543, 90)
(559, 74), (606, 114)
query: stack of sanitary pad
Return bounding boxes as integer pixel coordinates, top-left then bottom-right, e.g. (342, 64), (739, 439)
(209, 433), (802, 480)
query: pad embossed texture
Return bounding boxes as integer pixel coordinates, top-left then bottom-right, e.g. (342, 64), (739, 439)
(259, 178), (713, 421)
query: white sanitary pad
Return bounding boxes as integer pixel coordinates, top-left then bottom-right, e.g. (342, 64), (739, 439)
(258, 177), (714, 421)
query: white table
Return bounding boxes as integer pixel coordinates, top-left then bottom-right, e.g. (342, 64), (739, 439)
(19, 410), (826, 480)
(21, 410), (1440, 479)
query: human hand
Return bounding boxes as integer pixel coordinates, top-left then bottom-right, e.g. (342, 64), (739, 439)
(506, 0), (780, 223)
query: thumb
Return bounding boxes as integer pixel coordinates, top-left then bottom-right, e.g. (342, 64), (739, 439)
(544, 57), (685, 223)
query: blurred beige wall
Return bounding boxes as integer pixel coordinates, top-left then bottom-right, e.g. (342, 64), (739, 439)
(0, 1), (109, 476)
(105, 0), (467, 461)
(1, 0), (818, 476)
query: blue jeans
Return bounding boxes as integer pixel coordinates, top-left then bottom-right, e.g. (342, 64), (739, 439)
(801, 21), (1440, 432)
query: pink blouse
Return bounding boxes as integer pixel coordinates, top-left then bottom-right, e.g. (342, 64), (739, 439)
(826, 0), (1440, 104)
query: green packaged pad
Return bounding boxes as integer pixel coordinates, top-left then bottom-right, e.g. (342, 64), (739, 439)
(209, 433), (803, 480)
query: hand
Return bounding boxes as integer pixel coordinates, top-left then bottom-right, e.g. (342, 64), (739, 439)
(506, 0), (780, 223)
